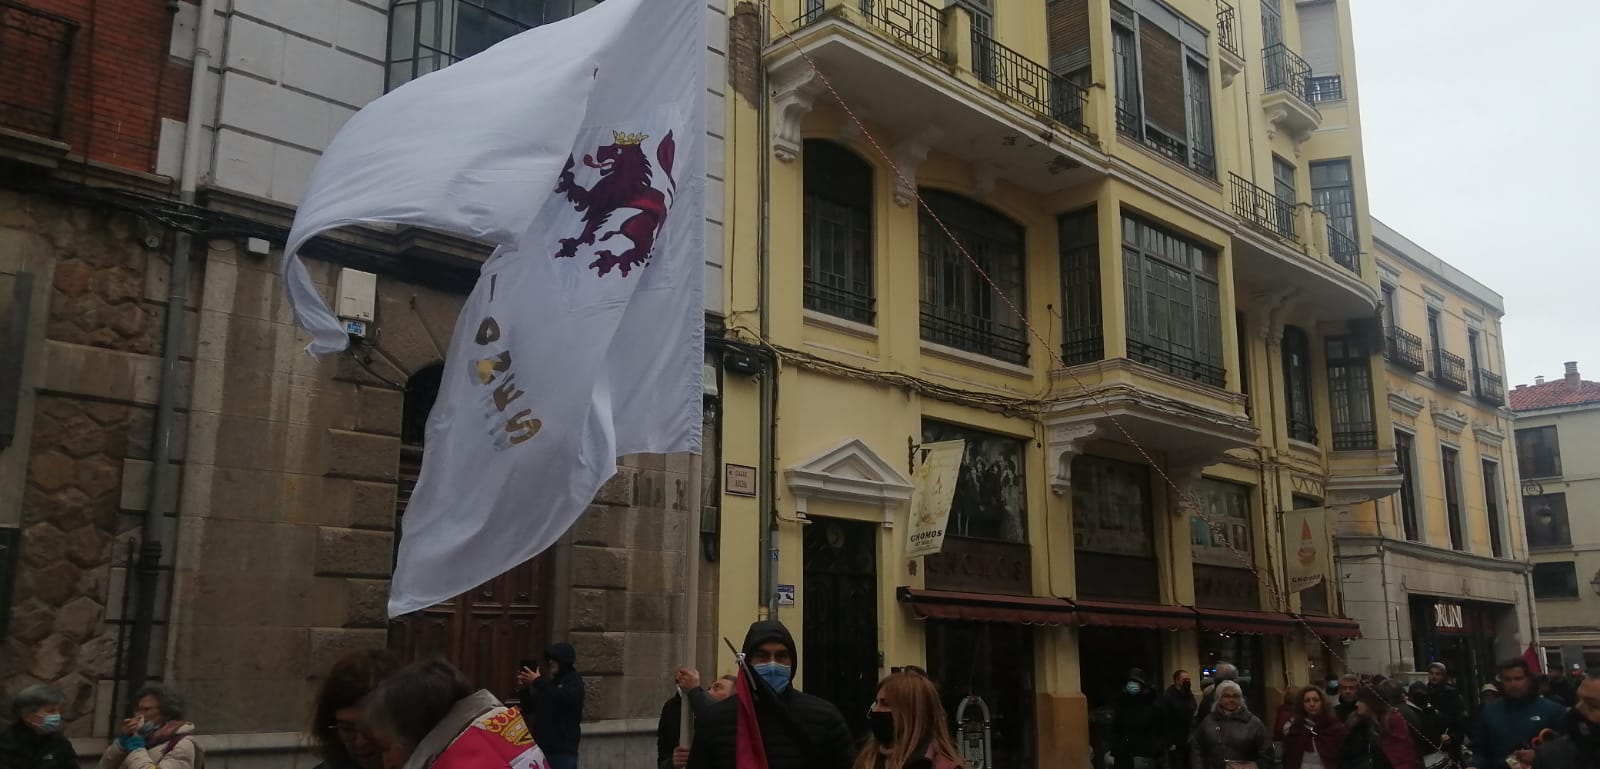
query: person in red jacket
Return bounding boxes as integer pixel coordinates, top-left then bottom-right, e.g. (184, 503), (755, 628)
(1340, 687), (1419, 769)
(1283, 686), (1348, 769)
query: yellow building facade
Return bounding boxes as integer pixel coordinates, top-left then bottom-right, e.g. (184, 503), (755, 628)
(1334, 221), (1534, 694)
(710, 0), (1399, 765)
(1511, 363), (1600, 672)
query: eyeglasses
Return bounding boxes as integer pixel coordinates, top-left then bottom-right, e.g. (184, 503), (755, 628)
(326, 723), (366, 740)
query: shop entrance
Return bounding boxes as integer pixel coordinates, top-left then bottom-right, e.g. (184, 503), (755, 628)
(928, 621), (1037, 769)
(1409, 596), (1499, 698)
(803, 517), (880, 737)
(1079, 626), (1164, 769)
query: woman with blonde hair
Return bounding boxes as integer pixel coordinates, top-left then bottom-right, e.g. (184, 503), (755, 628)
(853, 671), (964, 769)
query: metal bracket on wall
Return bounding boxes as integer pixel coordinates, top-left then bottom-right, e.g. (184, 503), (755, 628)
(0, 271), (35, 451)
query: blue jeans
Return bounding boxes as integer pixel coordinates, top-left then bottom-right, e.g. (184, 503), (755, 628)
(546, 753), (578, 769)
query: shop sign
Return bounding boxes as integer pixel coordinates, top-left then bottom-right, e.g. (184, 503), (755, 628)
(905, 440), (967, 558)
(924, 537), (1030, 594)
(1194, 564), (1262, 610)
(1434, 602), (1465, 631)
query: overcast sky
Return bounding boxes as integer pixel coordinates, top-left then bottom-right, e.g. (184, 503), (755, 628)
(1348, 0), (1599, 388)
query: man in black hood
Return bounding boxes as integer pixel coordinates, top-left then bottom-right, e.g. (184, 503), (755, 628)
(517, 642), (585, 769)
(1160, 670), (1197, 769)
(686, 620), (853, 769)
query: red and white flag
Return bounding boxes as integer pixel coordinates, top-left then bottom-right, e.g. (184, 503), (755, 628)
(734, 656), (770, 769)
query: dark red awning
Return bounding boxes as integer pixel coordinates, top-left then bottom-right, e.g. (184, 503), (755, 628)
(1293, 614), (1362, 639)
(1073, 599), (1199, 631)
(1195, 608), (1302, 636)
(899, 588), (1074, 626)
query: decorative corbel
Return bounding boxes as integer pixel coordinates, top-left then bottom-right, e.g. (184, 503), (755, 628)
(1048, 424), (1099, 494)
(891, 125), (943, 207)
(771, 69), (823, 163)
(1252, 288), (1297, 347)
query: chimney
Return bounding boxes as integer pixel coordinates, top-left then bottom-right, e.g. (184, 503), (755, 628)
(1536, 376), (1546, 385)
(1565, 361), (1580, 385)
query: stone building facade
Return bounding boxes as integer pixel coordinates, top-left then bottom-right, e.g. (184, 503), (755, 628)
(0, 0), (727, 765)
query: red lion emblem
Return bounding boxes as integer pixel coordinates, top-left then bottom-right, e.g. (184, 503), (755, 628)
(553, 130), (677, 277)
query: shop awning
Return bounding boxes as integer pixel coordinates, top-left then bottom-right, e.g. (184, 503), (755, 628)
(898, 588), (1074, 626)
(1293, 614), (1362, 639)
(1195, 608), (1302, 636)
(1072, 599), (1199, 631)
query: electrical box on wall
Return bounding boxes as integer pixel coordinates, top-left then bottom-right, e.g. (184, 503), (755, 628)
(336, 268), (377, 337)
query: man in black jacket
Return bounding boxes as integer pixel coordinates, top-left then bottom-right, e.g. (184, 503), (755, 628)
(1425, 662), (1467, 764)
(1160, 670), (1197, 769)
(1113, 668), (1166, 769)
(657, 669), (735, 769)
(1534, 672), (1598, 769)
(517, 642), (586, 769)
(686, 620), (853, 769)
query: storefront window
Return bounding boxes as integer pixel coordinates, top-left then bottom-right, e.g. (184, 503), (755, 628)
(927, 621), (1037, 769)
(1200, 634), (1265, 715)
(1072, 456), (1158, 601)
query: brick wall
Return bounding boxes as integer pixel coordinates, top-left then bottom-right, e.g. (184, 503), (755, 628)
(17, 0), (191, 173)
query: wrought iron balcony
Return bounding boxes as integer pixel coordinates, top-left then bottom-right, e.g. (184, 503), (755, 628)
(1128, 340), (1225, 388)
(1216, 0), (1241, 58)
(1229, 173), (1298, 242)
(0, 1), (77, 139)
(1332, 422), (1378, 451)
(1475, 369), (1506, 407)
(1385, 327), (1425, 372)
(1307, 75), (1344, 103)
(1433, 350), (1469, 391)
(972, 27), (1088, 133)
(1262, 44), (1313, 103)
(800, 0), (946, 61)
(1327, 225), (1360, 274)
(920, 309), (1028, 365)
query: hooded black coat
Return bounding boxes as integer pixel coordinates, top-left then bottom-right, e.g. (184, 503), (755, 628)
(685, 620), (853, 769)
(518, 642), (586, 756)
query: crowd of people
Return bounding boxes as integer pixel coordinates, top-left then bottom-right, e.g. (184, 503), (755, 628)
(1, 629), (1595, 769)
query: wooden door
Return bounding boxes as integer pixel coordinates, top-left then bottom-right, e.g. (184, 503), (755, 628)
(803, 517), (879, 736)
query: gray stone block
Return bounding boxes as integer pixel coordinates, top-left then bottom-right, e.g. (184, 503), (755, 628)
(594, 471), (633, 507)
(357, 386), (404, 436)
(307, 627), (389, 677)
(571, 505), (626, 548)
(571, 546), (628, 589)
(571, 631), (625, 675)
(323, 429), (400, 482)
(343, 579), (389, 628)
(315, 526), (393, 578)
(348, 480), (397, 530)
(625, 593), (679, 634)
(569, 588), (609, 632)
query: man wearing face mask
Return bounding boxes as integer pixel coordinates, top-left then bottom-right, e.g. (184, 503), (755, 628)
(0, 685), (77, 769)
(1113, 668), (1166, 769)
(516, 642), (585, 769)
(686, 619), (853, 769)
(1161, 670), (1198, 769)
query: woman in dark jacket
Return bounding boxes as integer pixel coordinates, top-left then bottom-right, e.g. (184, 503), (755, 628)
(0, 685), (77, 769)
(1192, 681), (1275, 769)
(1283, 686), (1348, 769)
(1340, 687), (1419, 769)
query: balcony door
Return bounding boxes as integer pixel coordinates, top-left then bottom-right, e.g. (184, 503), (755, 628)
(1426, 307), (1444, 371)
(1261, 0), (1284, 48)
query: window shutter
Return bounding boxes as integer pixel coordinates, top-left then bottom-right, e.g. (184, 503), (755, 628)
(1047, 0), (1092, 75)
(1138, 22), (1186, 137)
(1298, 2), (1342, 76)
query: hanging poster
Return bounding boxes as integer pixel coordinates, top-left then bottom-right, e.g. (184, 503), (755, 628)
(906, 440), (967, 558)
(1283, 507), (1328, 592)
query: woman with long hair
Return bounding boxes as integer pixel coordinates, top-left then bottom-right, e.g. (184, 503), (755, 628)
(853, 671), (964, 769)
(310, 649), (403, 769)
(1282, 686), (1348, 769)
(1339, 686), (1419, 769)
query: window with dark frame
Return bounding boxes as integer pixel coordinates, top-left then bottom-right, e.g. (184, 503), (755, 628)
(1059, 207), (1102, 364)
(802, 140), (875, 325)
(1531, 562), (1580, 599)
(1515, 425), (1562, 479)
(1482, 459), (1505, 558)
(1442, 445), (1465, 551)
(1272, 155), (1297, 236)
(1310, 159), (1356, 242)
(1394, 430), (1421, 541)
(921, 420), (1027, 544)
(1325, 335), (1376, 450)
(386, 0), (600, 90)
(1523, 492), (1572, 549)
(1282, 326), (1316, 444)
(918, 191), (1028, 364)
(1190, 478), (1253, 568)
(1109, 1), (1216, 178)
(1121, 213), (1224, 386)
(1072, 455), (1158, 602)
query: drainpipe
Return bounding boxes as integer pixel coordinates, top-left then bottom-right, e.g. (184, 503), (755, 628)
(756, 6), (777, 618)
(126, 0), (216, 705)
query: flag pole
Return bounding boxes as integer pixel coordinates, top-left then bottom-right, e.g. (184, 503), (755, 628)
(680, 450), (704, 749)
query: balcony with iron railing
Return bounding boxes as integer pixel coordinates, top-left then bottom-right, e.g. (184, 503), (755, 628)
(778, 0), (1102, 194)
(1475, 369), (1506, 407)
(1432, 350), (1469, 391)
(1326, 225), (1360, 275)
(1214, 0), (1245, 86)
(0, 1), (77, 140)
(1384, 327), (1425, 372)
(1227, 174), (1378, 320)
(1230, 173), (1298, 242)
(1260, 43), (1320, 142)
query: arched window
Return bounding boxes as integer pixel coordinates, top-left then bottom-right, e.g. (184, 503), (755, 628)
(918, 190), (1027, 364)
(1282, 326), (1316, 444)
(802, 140), (874, 325)
(386, 1), (602, 90)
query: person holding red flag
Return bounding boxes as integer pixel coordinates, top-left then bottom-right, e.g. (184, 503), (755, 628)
(686, 620), (853, 769)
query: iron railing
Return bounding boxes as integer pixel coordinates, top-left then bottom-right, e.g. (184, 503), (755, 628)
(859, 0), (945, 60)
(1475, 369), (1506, 407)
(1229, 173), (1298, 242)
(0, 1), (77, 139)
(1385, 327), (1425, 372)
(1262, 43), (1312, 103)
(1216, 0), (1241, 58)
(804, 280), (875, 326)
(1128, 340), (1226, 388)
(1327, 225), (1360, 274)
(1433, 349), (1469, 391)
(920, 310), (1029, 365)
(1307, 74), (1344, 103)
(1062, 337), (1104, 366)
(971, 27), (1087, 133)
(1333, 423), (1378, 451)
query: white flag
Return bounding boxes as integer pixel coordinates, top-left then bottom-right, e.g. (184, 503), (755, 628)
(278, 0), (706, 616)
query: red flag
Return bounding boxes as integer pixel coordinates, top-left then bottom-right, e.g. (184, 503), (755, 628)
(1522, 642), (1543, 674)
(734, 661), (769, 769)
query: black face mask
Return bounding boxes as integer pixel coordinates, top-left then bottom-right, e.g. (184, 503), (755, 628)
(1180, 681), (1193, 694)
(869, 710), (897, 746)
